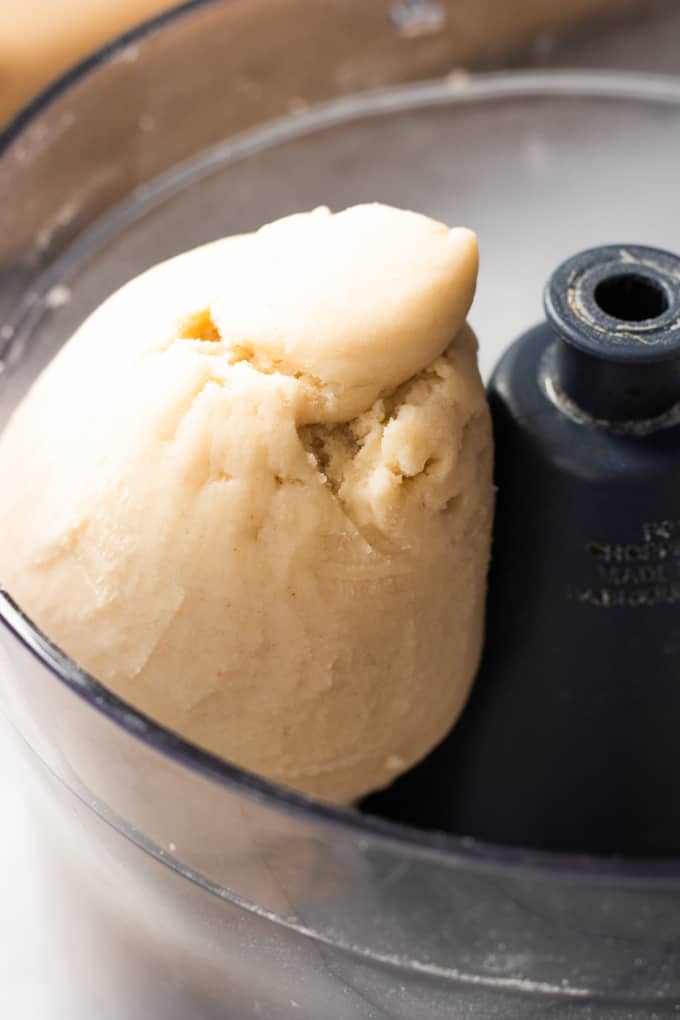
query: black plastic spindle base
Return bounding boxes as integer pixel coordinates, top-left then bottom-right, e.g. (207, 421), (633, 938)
(365, 244), (680, 857)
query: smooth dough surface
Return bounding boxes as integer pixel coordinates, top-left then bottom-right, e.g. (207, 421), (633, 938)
(0, 204), (493, 803)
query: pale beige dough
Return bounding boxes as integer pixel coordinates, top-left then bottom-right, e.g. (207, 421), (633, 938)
(0, 204), (493, 803)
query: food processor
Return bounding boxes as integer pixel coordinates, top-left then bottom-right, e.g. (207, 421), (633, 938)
(2, 1), (680, 1016)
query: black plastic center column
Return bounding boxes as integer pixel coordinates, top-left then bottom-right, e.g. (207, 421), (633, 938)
(366, 244), (680, 857)
(546, 245), (680, 421)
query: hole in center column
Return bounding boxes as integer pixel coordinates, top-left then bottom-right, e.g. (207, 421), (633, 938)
(594, 273), (669, 323)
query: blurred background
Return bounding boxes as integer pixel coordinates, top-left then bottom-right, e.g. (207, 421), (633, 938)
(2, 0), (680, 131)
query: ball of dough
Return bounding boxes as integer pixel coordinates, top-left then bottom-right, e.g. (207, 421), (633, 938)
(0, 204), (493, 803)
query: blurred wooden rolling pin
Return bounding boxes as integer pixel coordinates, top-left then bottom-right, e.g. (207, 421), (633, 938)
(0, 0), (644, 127)
(0, 0), (171, 125)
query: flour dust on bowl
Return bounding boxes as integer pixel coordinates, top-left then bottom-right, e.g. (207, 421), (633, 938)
(2, 1), (680, 1016)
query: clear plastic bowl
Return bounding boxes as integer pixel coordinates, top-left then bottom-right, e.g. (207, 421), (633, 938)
(2, 2), (680, 1016)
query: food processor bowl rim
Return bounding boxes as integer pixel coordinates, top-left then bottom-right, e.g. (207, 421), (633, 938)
(4, 0), (680, 159)
(3, 0), (680, 881)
